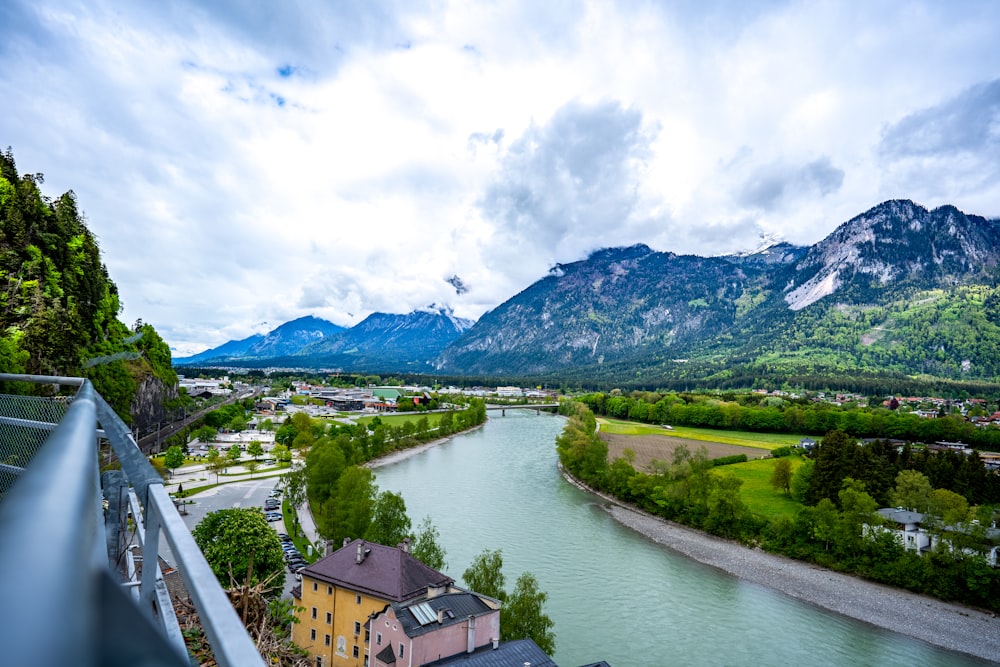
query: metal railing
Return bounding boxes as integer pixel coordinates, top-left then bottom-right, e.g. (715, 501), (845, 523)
(0, 374), (265, 667)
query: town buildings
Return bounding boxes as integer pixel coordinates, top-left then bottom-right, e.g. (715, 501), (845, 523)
(292, 539), (459, 666)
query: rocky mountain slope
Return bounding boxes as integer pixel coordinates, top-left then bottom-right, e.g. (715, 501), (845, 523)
(436, 200), (1000, 384)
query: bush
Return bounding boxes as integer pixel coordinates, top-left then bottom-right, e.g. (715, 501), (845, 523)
(771, 446), (792, 458)
(711, 454), (748, 467)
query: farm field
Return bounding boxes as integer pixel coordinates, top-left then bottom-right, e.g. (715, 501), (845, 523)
(597, 418), (808, 448)
(601, 432), (768, 473)
(596, 417), (809, 519)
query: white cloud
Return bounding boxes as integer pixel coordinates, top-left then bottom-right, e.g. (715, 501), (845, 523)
(1, 0), (999, 355)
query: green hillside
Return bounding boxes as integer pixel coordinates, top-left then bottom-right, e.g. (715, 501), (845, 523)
(0, 148), (175, 422)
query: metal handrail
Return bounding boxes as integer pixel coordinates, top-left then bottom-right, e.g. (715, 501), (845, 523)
(0, 374), (265, 667)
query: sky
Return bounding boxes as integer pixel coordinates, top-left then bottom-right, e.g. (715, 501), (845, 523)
(2, 1), (999, 356)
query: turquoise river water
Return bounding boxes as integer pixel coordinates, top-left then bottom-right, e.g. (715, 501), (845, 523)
(372, 410), (994, 667)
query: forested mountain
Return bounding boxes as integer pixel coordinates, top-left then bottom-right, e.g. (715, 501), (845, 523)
(436, 200), (1000, 389)
(0, 148), (176, 425)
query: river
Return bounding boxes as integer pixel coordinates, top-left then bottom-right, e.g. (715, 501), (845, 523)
(372, 410), (993, 667)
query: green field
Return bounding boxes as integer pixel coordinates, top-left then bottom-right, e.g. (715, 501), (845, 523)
(597, 417), (807, 450)
(714, 456), (806, 520)
(355, 412), (444, 428)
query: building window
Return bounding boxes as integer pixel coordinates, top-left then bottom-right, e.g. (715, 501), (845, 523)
(316, 658), (323, 667)
(328, 585), (333, 595)
(325, 634), (331, 647)
(356, 594), (362, 604)
(399, 643), (404, 659)
(353, 645), (360, 658)
(313, 582), (318, 592)
(376, 632), (382, 646)
(312, 607), (317, 620)
(326, 612), (332, 624)
(310, 629), (316, 641)
(354, 621), (361, 635)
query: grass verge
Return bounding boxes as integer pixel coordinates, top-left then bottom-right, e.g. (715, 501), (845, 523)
(714, 455), (806, 520)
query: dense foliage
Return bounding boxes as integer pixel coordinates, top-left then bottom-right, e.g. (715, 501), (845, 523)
(191, 508), (285, 595)
(0, 148), (175, 420)
(462, 548), (556, 654)
(557, 402), (1000, 611)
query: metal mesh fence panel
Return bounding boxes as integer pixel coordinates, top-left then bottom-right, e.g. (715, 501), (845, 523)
(0, 394), (71, 501)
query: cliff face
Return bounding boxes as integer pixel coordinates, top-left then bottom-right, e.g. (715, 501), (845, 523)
(130, 373), (179, 433)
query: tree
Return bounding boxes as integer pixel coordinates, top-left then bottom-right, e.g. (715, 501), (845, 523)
(502, 572), (556, 655)
(271, 443), (291, 466)
(790, 458), (814, 503)
(283, 466), (307, 509)
(320, 466), (377, 543)
(412, 516), (447, 571)
(163, 445), (184, 478)
(204, 448), (224, 483)
(928, 488), (970, 525)
(889, 470), (932, 512)
(191, 508), (285, 594)
(365, 490), (412, 547)
(462, 548), (506, 601)
(770, 458), (793, 495)
(247, 440), (264, 461)
(226, 444), (242, 466)
(192, 425), (217, 443)
(245, 459), (260, 479)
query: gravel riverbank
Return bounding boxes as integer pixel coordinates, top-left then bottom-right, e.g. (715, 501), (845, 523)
(602, 501), (1000, 663)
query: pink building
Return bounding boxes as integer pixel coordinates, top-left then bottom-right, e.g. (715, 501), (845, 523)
(370, 590), (501, 667)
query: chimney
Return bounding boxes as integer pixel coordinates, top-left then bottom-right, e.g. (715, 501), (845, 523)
(398, 537), (411, 553)
(343, 537), (351, 548)
(357, 540), (369, 565)
(467, 616), (476, 654)
(437, 609), (444, 624)
(492, 638), (499, 650)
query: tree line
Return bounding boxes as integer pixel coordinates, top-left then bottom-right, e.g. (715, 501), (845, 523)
(556, 401), (1000, 612)
(578, 390), (1000, 451)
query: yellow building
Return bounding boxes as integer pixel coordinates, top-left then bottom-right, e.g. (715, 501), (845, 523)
(292, 539), (454, 667)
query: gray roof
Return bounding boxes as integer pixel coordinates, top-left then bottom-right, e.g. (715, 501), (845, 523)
(424, 638), (558, 667)
(392, 592), (495, 639)
(301, 539), (453, 602)
(878, 508), (925, 524)
(375, 645), (396, 664)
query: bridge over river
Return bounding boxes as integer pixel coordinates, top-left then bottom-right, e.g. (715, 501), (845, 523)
(485, 403), (560, 416)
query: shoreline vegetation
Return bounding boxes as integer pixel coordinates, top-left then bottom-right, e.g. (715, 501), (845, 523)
(559, 463), (1000, 664)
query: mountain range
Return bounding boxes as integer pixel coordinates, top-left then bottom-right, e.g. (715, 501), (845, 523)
(176, 200), (1000, 389)
(174, 307), (473, 370)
